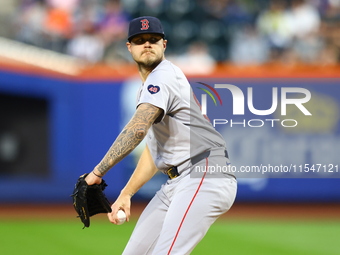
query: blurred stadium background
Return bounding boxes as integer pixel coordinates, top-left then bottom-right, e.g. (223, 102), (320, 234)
(0, 0), (340, 254)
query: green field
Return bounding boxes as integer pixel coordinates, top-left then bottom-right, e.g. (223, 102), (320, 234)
(1, 218), (339, 255)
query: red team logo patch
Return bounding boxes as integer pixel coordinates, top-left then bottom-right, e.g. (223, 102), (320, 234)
(140, 19), (149, 30)
(148, 84), (160, 94)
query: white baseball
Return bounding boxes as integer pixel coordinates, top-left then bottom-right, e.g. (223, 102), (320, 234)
(116, 209), (126, 225)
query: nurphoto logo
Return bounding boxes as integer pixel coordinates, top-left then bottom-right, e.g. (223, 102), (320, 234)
(197, 83), (312, 128)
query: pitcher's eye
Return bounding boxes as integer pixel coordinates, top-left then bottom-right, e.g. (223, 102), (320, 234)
(149, 37), (161, 43)
(134, 38), (145, 45)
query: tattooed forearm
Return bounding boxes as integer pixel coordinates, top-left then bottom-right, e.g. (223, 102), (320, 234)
(95, 103), (162, 176)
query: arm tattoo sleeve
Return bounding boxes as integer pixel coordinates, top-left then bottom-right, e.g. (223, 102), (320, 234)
(96, 103), (162, 176)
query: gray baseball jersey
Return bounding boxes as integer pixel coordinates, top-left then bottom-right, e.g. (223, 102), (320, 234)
(136, 59), (226, 173)
(124, 59), (237, 255)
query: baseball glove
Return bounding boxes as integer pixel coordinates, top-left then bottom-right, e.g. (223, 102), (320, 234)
(71, 173), (112, 228)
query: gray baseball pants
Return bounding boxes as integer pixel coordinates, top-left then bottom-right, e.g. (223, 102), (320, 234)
(122, 151), (237, 255)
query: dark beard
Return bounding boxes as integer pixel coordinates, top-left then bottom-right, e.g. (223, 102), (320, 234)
(136, 56), (162, 72)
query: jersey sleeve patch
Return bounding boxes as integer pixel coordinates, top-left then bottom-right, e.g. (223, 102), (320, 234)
(147, 84), (160, 94)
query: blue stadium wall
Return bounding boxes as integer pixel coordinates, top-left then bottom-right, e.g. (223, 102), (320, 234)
(0, 70), (339, 203)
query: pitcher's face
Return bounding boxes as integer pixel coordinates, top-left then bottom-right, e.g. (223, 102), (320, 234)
(127, 34), (167, 68)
